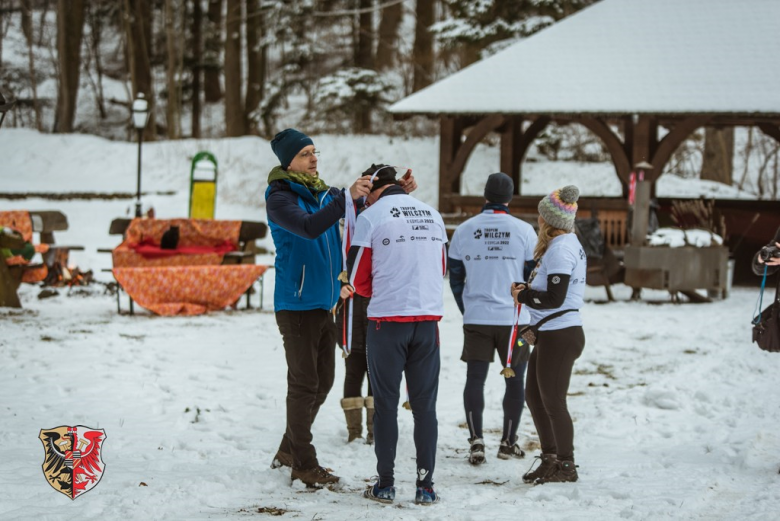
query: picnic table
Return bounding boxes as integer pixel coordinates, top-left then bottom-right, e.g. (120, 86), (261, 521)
(0, 210), (84, 308)
(104, 217), (269, 316)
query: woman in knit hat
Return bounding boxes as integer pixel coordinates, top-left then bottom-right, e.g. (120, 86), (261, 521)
(510, 185), (587, 485)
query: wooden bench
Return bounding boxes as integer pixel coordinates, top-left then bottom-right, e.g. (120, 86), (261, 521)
(102, 218), (269, 315)
(0, 210), (84, 308)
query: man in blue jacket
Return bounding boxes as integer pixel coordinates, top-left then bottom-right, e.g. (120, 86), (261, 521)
(265, 130), (416, 487)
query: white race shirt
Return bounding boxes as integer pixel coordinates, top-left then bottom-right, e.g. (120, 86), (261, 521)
(448, 210), (537, 325)
(527, 233), (587, 331)
(351, 193), (448, 319)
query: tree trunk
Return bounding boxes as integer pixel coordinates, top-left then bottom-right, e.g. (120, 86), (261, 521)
(223, 0), (243, 136)
(354, 0), (373, 133)
(412, 0), (434, 92)
(244, 0), (265, 135)
(54, 0), (86, 133)
(191, 0), (202, 138)
(376, 0), (402, 70)
(204, 0), (223, 103)
(124, 0), (156, 141)
(21, 0), (42, 130)
(164, 0), (181, 139)
(701, 127), (734, 185)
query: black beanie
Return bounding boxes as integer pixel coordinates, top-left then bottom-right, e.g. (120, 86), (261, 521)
(362, 164), (400, 192)
(271, 128), (314, 170)
(484, 172), (514, 203)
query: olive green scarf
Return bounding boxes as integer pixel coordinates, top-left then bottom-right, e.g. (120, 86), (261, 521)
(268, 166), (329, 194)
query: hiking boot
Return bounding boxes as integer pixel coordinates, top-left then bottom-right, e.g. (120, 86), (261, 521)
(534, 459), (578, 484)
(291, 466), (340, 487)
(522, 453), (557, 483)
(270, 449), (293, 469)
(341, 397), (364, 443)
(468, 437), (485, 465)
(497, 439), (525, 460)
(363, 483), (396, 504)
(414, 486), (440, 505)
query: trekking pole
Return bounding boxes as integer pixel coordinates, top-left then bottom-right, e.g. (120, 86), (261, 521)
(339, 194), (359, 358)
(501, 304), (522, 378)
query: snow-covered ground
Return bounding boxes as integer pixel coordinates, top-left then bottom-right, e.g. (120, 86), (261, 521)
(1, 130), (778, 520)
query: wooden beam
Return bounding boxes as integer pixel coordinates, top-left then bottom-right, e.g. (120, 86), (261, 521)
(758, 123), (780, 145)
(443, 115), (506, 201)
(650, 116), (712, 181)
(500, 116), (523, 191)
(439, 116), (462, 213)
(578, 117), (632, 186)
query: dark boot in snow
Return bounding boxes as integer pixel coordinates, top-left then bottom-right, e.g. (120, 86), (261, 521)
(291, 466), (340, 487)
(468, 437), (486, 465)
(534, 459), (578, 484)
(522, 453), (557, 483)
(365, 396), (375, 445)
(271, 449), (293, 469)
(341, 397), (364, 442)
(497, 439), (525, 460)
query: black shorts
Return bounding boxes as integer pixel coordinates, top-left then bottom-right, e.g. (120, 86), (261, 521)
(461, 324), (531, 367)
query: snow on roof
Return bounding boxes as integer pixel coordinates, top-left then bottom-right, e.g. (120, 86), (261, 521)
(390, 0), (780, 116)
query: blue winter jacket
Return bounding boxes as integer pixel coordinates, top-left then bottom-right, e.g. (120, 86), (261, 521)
(265, 169), (346, 312)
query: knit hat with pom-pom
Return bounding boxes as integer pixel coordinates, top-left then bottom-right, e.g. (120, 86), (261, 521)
(538, 185), (580, 232)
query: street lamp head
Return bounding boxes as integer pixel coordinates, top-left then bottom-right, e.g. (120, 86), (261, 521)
(132, 93), (150, 130)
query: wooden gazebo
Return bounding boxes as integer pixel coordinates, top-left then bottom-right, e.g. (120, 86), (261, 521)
(390, 0), (780, 283)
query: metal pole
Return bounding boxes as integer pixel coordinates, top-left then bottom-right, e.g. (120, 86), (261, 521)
(135, 128), (143, 217)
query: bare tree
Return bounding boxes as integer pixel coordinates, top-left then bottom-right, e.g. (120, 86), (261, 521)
(412, 0), (434, 92)
(21, 0), (42, 130)
(204, 0), (223, 103)
(164, 0), (182, 138)
(191, 0), (203, 137)
(376, 0), (402, 69)
(244, 0), (265, 135)
(223, 0), (243, 136)
(123, 0), (156, 140)
(701, 127), (734, 185)
(54, 0), (86, 133)
(354, 0), (374, 132)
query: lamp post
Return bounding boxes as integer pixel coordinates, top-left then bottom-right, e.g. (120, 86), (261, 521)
(132, 93), (150, 217)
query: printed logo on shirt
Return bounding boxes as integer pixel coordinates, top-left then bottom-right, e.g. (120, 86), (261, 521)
(412, 225), (429, 230)
(395, 235), (406, 243)
(39, 426), (107, 500)
(382, 238), (390, 245)
(465, 255), (471, 260)
(391, 207), (401, 218)
(580, 248), (586, 260)
(399, 206), (432, 217)
(473, 229), (482, 239)
(474, 255), (481, 261)
(552, 275), (561, 284)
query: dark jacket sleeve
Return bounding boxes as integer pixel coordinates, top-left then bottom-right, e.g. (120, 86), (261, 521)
(517, 273), (571, 309)
(266, 186), (346, 240)
(752, 226), (780, 276)
(448, 257), (466, 314)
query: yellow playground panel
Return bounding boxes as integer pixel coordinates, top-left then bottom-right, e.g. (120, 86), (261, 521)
(189, 152), (218, 219)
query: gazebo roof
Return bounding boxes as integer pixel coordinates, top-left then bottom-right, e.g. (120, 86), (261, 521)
(390, 0), (780, 117)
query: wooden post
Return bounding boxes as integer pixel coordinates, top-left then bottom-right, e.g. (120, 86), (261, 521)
(0, 234), (26, 308)
(439, 116), (462, 213)
(500, 116), (523, 194)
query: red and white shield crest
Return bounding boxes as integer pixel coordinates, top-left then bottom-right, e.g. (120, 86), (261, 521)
(39, 426), (107, 500)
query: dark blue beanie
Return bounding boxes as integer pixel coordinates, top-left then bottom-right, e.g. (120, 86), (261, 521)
(271, 128), (314, 170)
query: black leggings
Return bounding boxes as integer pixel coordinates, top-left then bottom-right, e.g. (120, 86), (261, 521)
(463, 360), (526, 443)
(525, 326), (585, 461)
(344, 348), (373, 398)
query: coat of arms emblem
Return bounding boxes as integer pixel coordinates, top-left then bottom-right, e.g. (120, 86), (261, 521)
(39, 426), (106, 499)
